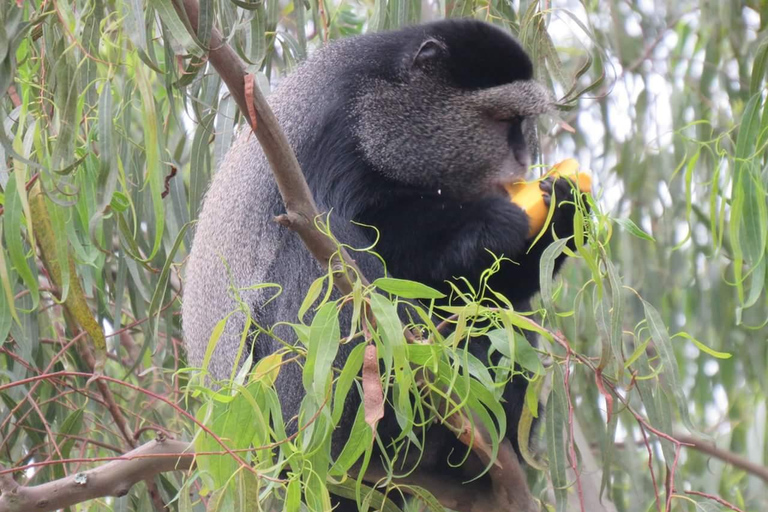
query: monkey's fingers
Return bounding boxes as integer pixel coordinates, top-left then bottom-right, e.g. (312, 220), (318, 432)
(539, 178), (553, 208)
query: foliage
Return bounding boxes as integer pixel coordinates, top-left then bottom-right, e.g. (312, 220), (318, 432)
(1, 0), (768, 511)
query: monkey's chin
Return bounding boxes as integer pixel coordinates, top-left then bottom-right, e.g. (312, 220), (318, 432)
(489, 177), (522, 198)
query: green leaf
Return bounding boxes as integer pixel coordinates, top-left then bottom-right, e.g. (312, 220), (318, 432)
(750, 40), (768, 96)
(329, 406), (373, 475)
(605, 258), (625, 372)
(150, 0), (205, 57)
(0, 226), (20, 328)
(515, 333), (544, 375)
(373, 277), (446, 299)
(369, 293), (413, 435)
(327, 478), (402, 512)
(331, 342), (365, 424)
(487, 328), (543, 375)
(133, 60), (165, 262)
(539, 237), (569, 314)
(201, 315), (232, 374)
(672, 332), (732, 359)
(56, 408), (84, 459)
(194, 393), (258, 486)
(642, 300), (698, 434)
(730, 93), (765, 306)
(546, 365), (568, 512)
(304, 302), (341, 396)
(599, 393), (619, 500)
(614, 217), (655, 242)
(398, 485), (445, 511)
(147, 222), (189, 345)
(298, 275), (327, 322)
(284, 477), (301, 512)
(3, 175), (38, 310)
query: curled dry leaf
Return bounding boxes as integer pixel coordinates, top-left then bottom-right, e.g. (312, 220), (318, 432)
(558, 119), (576, 133)
(362, 343), (384, 431)
(244, 73), (258, 131)
(595, 369), (614, 423)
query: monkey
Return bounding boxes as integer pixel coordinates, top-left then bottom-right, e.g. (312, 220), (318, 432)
(183, 18), (580, 510)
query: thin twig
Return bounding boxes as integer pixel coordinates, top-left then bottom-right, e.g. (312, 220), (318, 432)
(684, 490), (745, 512)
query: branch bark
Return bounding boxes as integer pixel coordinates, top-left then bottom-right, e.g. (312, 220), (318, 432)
(675, 434), (768, 483)
(0, 439), (193, 512)
(354, 454), (532, 512)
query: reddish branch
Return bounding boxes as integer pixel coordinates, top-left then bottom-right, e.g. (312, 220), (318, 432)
(638, 425), (662, 512)
(684, 490), (744, 512)
(522, 317), (758, 511)
(7, 85), (21, 107)
(161, 165), (178, 198)
(0, 371), (280, 483)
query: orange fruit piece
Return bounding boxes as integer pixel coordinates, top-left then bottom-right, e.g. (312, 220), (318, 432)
(504, 158), (592, 238)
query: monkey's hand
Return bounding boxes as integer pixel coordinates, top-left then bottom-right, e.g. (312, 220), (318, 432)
(537, 175), (586, 243)
(506, 160), (591, 238)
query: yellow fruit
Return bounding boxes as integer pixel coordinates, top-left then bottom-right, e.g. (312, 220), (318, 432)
(504, 158), (592, 238)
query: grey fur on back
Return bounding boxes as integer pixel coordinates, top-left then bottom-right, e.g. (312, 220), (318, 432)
(184, 42), (346, 380)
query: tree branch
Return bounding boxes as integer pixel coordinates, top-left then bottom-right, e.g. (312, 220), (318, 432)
(354, 455), (530, 512)
(675, 434), (768, 483)
(176, 0), (365, 294)
(0, 438), (193, 512)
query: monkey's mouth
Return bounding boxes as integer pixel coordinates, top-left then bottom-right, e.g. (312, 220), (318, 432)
(493, 154), (528, 188)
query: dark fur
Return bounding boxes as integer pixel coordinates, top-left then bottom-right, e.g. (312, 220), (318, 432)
(183, 19), (577, 511)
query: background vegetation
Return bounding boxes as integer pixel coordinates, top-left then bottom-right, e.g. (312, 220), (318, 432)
(1, 0), (767, 510)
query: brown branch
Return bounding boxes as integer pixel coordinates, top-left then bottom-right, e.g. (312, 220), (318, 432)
(683, 490), (744, 512)
(177, 0), (365, 295)
(675, 434), (768, 483)
(7, 85), (22, 107)
(353, 454), (533, 512)
(0, 438), (193, 512)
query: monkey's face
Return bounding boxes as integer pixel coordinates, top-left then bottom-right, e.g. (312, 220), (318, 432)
(353, 22), (552, 199)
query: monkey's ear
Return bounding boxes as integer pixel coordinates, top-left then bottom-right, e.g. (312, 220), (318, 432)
(412, 38), (447, 69)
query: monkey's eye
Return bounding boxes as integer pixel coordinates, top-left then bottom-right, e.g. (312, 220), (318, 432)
(499, 116), (524, 125)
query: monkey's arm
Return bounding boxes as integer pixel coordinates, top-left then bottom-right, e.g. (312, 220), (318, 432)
(500, 177), (579, 299)
(363, 195), (535, 287)
(364, 179), (578, 300)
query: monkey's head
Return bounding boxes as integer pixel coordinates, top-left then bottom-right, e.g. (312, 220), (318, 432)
(352, 19), (552, 198)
